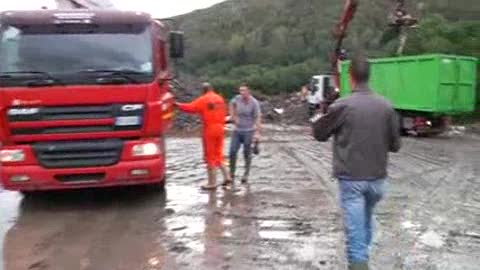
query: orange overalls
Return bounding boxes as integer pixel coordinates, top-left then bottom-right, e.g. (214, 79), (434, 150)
(177, 90), (227, 168)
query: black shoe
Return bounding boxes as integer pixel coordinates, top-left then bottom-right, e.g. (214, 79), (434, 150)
(241, 176), (248, 184)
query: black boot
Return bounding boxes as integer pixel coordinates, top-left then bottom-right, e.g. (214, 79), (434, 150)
(348, 262), (368, 270)
(241, 157), (251, 184)
(229, 156), (237, 183)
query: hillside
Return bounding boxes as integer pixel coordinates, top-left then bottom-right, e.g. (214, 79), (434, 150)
(175, 0), (479, 97)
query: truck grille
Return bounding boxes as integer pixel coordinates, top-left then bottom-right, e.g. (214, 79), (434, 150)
(33, 139), (123, 169)
(55, 173), (106, 183)
(12, 126), (114, 135)
(9, 105), (115, 121)
(8, 104), (144, 135)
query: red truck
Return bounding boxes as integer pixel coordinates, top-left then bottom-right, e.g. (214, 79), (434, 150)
(0, 10), (183, 192)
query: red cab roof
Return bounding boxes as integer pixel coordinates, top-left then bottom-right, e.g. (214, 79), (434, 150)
(0, 9), (152, 25)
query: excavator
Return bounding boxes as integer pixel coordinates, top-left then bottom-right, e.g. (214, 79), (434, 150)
(332, 0), (417, 88)
(304, 0), (418, 116)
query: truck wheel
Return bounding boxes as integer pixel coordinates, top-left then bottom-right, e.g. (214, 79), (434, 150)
(20, 191), (38, 197)
(398, 115), (407, 136)
(150, 177), (166, 193)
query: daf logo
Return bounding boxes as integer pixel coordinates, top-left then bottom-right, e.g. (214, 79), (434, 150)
(121, 104), (144, 112)
(11, 99), (42, 106)
(8, 108), (40, 116)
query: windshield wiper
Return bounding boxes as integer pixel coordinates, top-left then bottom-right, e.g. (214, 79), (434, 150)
(0, 71), (64, 85)
(78, 69), (146, 83)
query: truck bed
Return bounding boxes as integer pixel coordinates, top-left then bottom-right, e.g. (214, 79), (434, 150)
(339, 54), (477, 114)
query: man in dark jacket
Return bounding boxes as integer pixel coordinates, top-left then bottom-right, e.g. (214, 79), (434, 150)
(313, 54), (401, 270)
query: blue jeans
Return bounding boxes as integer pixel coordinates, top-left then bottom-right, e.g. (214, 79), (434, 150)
(338, 178), (386, 264)
(229, 130), (254, 177)
(229, 130), (254, 160)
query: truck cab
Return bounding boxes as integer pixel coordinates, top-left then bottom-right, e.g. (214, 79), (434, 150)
(0, 10), (183, 191)
(306, 75), (335, 116)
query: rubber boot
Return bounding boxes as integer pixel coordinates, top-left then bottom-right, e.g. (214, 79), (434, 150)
(241, 157), (251, 184)
(220, 164), (232, 186)
(201, 168), (218, 190)
(348, 262), (369, 270)
(229, 156), (237, 183)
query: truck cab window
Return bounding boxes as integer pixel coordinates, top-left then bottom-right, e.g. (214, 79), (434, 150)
(0, 24), (155, 86)
(0, 26), (21, 73)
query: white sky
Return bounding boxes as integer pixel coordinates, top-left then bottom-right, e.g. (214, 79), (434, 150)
(0, 0), (226, 18)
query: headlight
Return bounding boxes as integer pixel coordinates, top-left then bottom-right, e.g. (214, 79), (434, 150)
(132, 143), (160, 156)
(0, 149), (26, 162)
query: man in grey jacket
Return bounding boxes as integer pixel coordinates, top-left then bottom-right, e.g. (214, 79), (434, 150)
(313, 54), (401, 270)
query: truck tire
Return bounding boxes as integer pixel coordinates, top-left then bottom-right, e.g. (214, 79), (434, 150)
(20, 191), (39, 197)
(398, 114), (409, 136)
(149, 177), (166, 193)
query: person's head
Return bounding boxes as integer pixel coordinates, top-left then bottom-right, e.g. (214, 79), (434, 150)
(238, 83), (251, 100)
(202, 82), (213, 93)
(349, 53), (370, 90)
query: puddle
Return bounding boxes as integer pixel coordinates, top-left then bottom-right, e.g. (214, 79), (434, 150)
(258, 230), (295, 240)
(0, 189), (22, 270)
(259, 220), (290, 229)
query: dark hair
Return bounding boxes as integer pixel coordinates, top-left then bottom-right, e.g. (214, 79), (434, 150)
(350, 54), (370, 83)
(202, 82), (212, 92)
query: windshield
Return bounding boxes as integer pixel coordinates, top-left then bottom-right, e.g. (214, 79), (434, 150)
(0, 23), (154, 86)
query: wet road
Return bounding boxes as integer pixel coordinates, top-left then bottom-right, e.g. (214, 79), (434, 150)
(1, 126), (479, 270)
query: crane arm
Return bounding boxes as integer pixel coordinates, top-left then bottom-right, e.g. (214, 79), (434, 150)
(329, 0), (417, 92)
(329, 0), (359, 95)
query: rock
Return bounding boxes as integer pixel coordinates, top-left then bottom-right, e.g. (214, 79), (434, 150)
(419, 230), (444, 248)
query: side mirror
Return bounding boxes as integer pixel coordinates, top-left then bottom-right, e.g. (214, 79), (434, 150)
(170, 31), (184, 58)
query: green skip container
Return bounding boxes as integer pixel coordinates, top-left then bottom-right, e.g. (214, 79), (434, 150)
(339, 54), (478, 115)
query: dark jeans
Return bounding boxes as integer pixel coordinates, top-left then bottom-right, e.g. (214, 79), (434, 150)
(229, 130), (254, 177)
(338, 178), (386, 264)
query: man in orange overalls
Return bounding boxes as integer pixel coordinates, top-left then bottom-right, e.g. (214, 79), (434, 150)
(176, 83), (230, 190)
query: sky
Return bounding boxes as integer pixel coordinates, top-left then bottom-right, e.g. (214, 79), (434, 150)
(0, 0), (226, 18)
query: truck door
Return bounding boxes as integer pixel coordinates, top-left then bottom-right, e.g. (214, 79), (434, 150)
(152, 22), (175, 133)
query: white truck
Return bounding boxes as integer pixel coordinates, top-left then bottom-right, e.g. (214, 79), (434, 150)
(304, 75), (336, 117)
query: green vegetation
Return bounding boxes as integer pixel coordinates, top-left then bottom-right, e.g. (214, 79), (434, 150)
(175, 0), (479, 100)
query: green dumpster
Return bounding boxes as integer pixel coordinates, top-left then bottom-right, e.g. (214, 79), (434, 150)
(339, 54), (478, 115)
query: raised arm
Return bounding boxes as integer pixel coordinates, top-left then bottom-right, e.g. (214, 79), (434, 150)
(312, 102), (347, 142)
(176, 96), (203, 114)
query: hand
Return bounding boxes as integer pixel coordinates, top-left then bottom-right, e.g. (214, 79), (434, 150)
(309, 113), (323, 123)
(254, 131), (261, 141)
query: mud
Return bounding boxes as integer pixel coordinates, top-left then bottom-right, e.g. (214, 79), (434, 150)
(1, 126), (479, 270)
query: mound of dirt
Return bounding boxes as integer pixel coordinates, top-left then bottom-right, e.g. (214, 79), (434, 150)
(258, 92), (310, 126)
(172, 76), (310, 130)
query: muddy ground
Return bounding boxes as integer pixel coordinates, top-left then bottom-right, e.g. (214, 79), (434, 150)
(0, 126), (479, 270)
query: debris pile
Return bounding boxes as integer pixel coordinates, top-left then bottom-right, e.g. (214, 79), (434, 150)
(171, 75), (311, 131)
(170, 76), (202, 131)
(258, 91), (310, 125)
